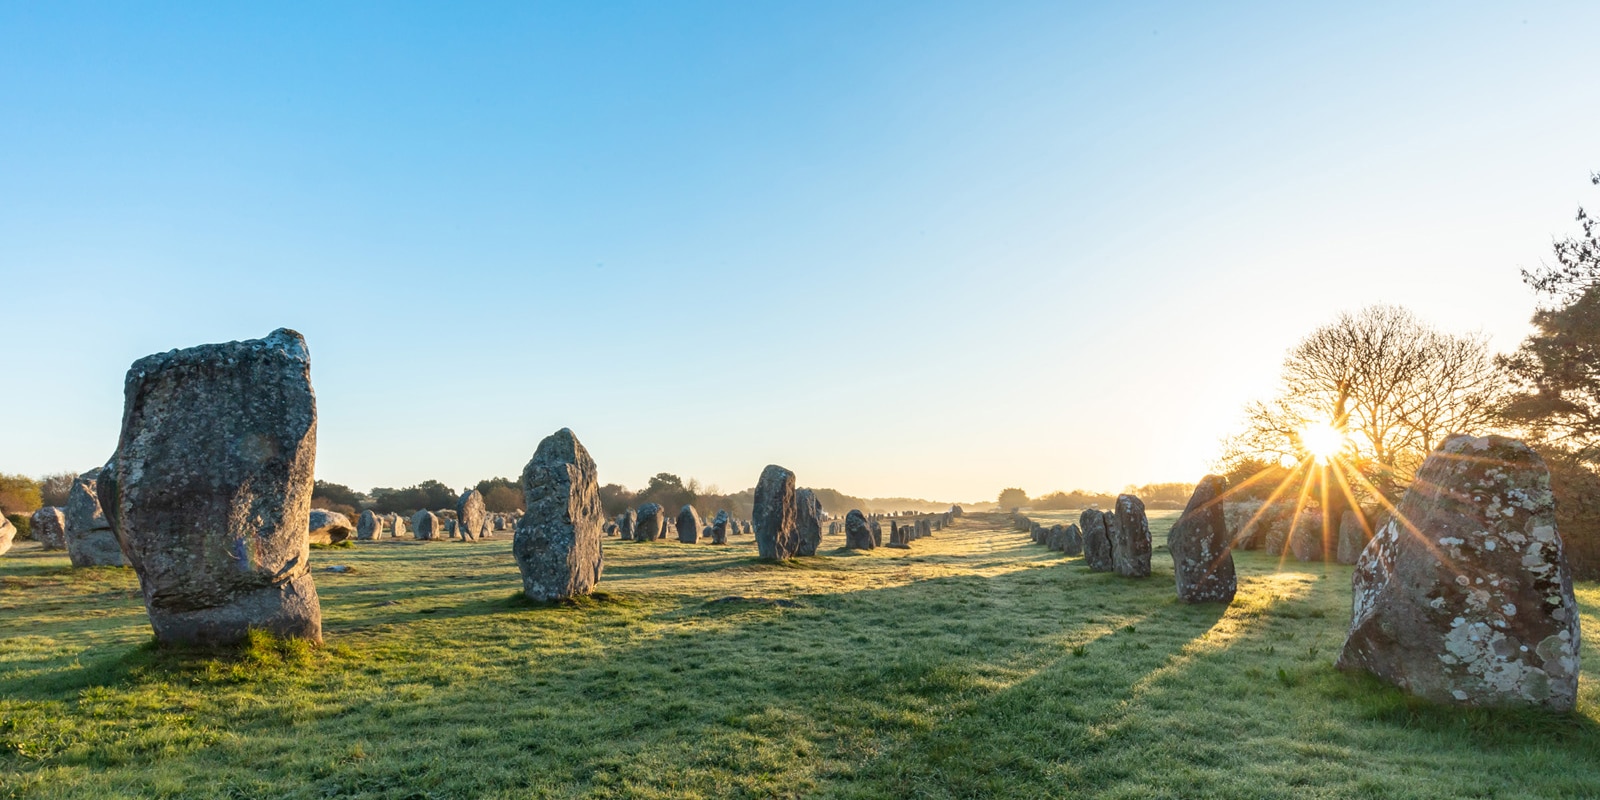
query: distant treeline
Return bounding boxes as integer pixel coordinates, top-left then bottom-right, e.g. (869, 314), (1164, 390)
(997, 482), (1198, 512)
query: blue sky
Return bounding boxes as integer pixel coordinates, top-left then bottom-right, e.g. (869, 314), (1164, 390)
(3, 1), (1598, 502)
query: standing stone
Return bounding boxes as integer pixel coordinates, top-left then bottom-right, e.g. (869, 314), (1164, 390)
(1337, 509), (1374, 565)
(1081, 509), (1113, 572)
(636, 503), (665, 542)
(1286, 509), (1327, 562)
(30, 507), (67, 550)
(753, 464), (800, 560)
(1336, 435), (1581, 711)
(391, 514), (407, 539)
(309, 510), (354, 544)
(412, 510), (440, 540)
(741, 520), (752, 535)
(795, 488), (823, 556)
(1062, 523), (1083, 556)
(65, 467), (126, 567)
(1168, 476), (1236, 603)
(676, 505), (702, 544)
(711, 510), (733, 545)
(1046, 524), (1065, 552)
(513, 428), (604, 601)
(0, 515), (14, 556)
(457, 489), (487, 542)
(845, 509), (875, 550)
(617, 509), (637, 541)
(98, 328), (320, 645)
(870, 518), (883, 547)
(1111, 494), (1152, 578)
(356, 509), (381, 541)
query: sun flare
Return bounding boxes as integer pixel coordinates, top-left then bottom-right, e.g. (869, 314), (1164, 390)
(1299, 423), (1346, 464)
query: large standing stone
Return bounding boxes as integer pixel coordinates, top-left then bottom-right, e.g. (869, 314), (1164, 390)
(676, 505), (703, 544)
(1336, 435), (1581, 711)
(308, 510), (354, 544)
(845, 509), (875, 550)
(30, 507), (67, 550)
(412, 510), (440, 540)
(457, 489), (487, 542)
(1081, 509), (1113, 572)
(0, 515), (14, 556)
(65, 467), (126, 567)
(795, 488), (823, 556)
(356, 509), (381, 541)
(617, 509), (637, 541)
(1111, 494), (1152, 578)
(391, 514), (407, 539)
(753, 465), (800, 560)
(98, 328), (320, 645)
(1168, 476), (1236, 603)
(636, 503), (665, 542)
(513, 428), (603, 601)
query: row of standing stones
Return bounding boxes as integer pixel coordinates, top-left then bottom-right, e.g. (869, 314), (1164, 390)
(4, 328), (969, 650)
(1017, 437), (1583, 713)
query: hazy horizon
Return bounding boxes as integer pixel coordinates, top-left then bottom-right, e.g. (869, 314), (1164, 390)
(5, 2), (1599, 500)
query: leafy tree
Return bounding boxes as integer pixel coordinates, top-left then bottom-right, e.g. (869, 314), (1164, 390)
(369, 480), (458, 514)
(599, 483), (636, 517)
(37, 472), (77, 508)
(313, 480), (366, 509)
(483, 485), (522, 513)
(0, 474), (42, 515)
(997, 487), (1028, 510)
(636, 473), (697, 515)
(1501, 172), (1600, 461)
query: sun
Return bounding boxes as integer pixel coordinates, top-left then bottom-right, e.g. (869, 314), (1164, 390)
(1299, 422), (1346, 464)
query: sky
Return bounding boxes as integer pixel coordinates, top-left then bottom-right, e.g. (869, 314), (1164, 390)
(3, 1), (1599, 503)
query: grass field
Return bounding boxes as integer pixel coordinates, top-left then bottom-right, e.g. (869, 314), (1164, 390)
(2, 511), (1598, 799)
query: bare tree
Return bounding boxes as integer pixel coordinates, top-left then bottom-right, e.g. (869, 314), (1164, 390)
(1224, 305), (1503, 497)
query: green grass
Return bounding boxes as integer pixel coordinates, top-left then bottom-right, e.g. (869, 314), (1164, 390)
(1, 512), (1597, 798)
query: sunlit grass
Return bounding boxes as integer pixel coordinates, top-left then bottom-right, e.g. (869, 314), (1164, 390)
(0, 513), (1596, 798)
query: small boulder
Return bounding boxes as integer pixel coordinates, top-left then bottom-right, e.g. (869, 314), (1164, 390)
(309, 510), (354, 544)
(676, 505), (702, 544)
(1081, 509), (1112, 572)
(65, 467), (125, 567)
(356, 509), (381, 541)
(636, 503), (665, 542)
(412, 510), (440, 541)
(30, 507), (67, 550)
(845, 509), (875, 550)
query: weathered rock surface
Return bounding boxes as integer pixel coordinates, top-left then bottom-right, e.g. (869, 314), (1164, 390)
(457, 489), (488, 541)
(1336, 435), (1582, 711)
(1168, 476), (1236, 603)
(65, 467), (126, 567)
(1062, 523), (1083, 556)
(1111, 494), (1152, 578)
(513, 427), (604, 601)
(412, 510), (440, 540)
(308, 510), (354, 544)
(0, 515), (14, 556)
(676, 505), (703, 544)
(636, 503), (665, 542)
(711, 510), (733, 545)
(356, 509), (381, 541)
(845, 509), (875, 550)
(617, 509), (637, 541)
(795, 488), (823, 556)
(753, 465), (799, 560)
(1081, 509), (1112, 572)
(99, 328), (320, 645)
(391, 514), (407, 539)
(30, 506), (67, 550)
